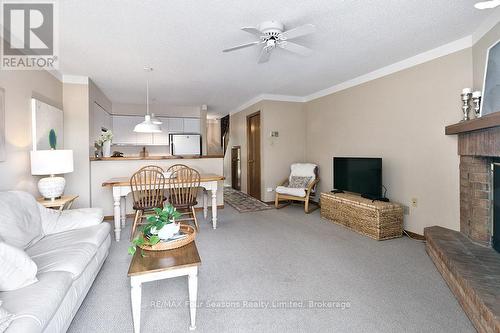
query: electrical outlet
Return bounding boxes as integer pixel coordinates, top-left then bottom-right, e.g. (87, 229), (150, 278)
(266, 188), (274, 193)
(411, 198), (418, 208)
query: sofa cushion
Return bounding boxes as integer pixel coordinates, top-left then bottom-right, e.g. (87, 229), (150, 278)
(275, 186), (307, 198)
(0, 191), (42, 249)
(0, 242), (38, 291)
(27, 243), (97, 280)
(0, 271), (72, 333)
(27, 224), (111, 254)
(39, 206), (104, 235)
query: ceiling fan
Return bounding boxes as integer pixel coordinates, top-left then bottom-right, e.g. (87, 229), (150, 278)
(474, 0), (500, 9)
(223, 21), (316, 63)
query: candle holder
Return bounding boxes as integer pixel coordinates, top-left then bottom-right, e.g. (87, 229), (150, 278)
(472, 92), (482, 118)
(461, 92), (472, 121)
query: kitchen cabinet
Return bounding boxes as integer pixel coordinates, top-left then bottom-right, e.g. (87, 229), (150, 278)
(168, 118), (184, 133)
(112, 115), (200, 146)
(112, 116), (137, 144)
(183, 118), (200, 133)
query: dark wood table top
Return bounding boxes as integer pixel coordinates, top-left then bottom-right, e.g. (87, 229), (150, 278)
(128, 241), (201, 277)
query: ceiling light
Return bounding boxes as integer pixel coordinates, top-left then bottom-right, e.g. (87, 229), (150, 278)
(134, 67), (162, 133)
(474, 0), (500, 9)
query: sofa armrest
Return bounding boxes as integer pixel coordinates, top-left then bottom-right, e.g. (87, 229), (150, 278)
(38, 204), (104, 235)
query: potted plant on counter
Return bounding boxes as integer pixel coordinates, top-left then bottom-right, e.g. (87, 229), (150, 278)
(128, 204), (183, 256)
(96, 130), (113, 157)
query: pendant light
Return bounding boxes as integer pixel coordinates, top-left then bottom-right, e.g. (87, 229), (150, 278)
(150, 113), (163, 125)
(134, 67), (162, 133)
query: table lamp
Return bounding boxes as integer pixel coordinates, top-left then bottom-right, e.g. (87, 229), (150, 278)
(30, 150), (74, 200)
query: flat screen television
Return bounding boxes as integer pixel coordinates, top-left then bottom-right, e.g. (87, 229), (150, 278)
(333, 157), (382, 198)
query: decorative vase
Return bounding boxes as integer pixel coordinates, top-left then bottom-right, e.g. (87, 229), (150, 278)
(158, 221), (180, 240)
(102, 140), (111, 157)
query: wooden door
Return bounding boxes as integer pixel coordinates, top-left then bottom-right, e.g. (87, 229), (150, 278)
(231, 146), (241, 190)
(247, 112), (261, 200)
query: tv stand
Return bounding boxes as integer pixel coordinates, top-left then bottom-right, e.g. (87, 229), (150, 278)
(320, 192), (403, 240)
(361, 194), (390, 202)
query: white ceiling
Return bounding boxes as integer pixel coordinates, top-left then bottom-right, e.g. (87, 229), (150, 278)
(59, 0), (491, 117)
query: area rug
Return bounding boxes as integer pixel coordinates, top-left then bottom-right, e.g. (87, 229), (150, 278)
(223, 187), (274, 213)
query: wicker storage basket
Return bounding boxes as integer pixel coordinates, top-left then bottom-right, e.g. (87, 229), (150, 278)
(139, 225), (196, 251)
(320, 192), (403, 240)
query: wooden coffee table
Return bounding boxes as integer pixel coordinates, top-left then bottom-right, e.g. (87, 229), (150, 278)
(127, 242), (201, 332)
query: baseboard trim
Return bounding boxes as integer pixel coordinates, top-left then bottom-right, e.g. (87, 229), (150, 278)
(103, 205), (225, 221)
(404, 230), (425, 240)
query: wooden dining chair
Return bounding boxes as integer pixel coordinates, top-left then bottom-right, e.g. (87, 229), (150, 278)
(167, 167), (200, 230)
(166, 164), (189, 174)
(139, 165), (164, 173)
(130, 168), (166, 240)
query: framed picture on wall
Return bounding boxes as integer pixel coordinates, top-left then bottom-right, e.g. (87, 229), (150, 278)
(481, 39), (500, 116)
(31, 98), (63, 150)
(0, 88), (5, 162)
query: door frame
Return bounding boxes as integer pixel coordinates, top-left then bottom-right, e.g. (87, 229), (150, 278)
(246, 111), (261, 200)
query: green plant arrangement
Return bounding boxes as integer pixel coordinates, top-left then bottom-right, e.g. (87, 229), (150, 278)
(49, 129), (57, 149)
(95, 129), (113, 146)
(128, 204), (182, 256)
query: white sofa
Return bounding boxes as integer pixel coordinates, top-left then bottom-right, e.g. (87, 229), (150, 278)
(0, 191), (111, 333)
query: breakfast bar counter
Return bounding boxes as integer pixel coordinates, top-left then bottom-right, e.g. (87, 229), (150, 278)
(90, 155), (225, 238)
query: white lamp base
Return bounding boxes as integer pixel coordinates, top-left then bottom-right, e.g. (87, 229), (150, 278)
(38, 176), (65, 200)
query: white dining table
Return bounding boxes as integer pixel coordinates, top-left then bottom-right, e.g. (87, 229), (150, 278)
(102, 173), (224, 241)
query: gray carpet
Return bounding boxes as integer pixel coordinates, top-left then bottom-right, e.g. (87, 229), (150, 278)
(68, 205), (474, 333)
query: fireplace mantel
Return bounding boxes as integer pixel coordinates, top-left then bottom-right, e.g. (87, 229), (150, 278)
(445, 111), (500, 135)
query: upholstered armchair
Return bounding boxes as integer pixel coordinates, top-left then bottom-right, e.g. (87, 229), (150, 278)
(275, 163), (320, 213)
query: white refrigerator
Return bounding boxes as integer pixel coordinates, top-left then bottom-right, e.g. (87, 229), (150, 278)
(169, 134), (202, 156)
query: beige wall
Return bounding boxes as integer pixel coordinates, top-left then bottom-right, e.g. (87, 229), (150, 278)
(64, 79), (111, 208)
(224, 100), (306, 202)
(305, 49), (473, 234)
(0, 70), (62, 194)
(63, 83), (90, 207)
(473, 22), (500, 90)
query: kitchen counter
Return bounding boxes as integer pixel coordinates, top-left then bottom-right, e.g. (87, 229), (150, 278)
(89, 155), (225, 217)
(90, 154), (224, 161)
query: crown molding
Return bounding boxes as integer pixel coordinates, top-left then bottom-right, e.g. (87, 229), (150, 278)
(472, 7), (500, 44)
(304, 36), (472, 102)
(230, 94), (305, 114)
(229, 35), (473, 114)
(62, 75), (89, 84)
(47, 69), (63, 81)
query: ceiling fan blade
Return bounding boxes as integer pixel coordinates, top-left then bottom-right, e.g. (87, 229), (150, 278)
(474, 0), (500, 9)
(278, 41), (312, 56)
(280, 24), (316, 40)
(241, 27), (264, 37)
(258, 47), (272, 63)
(223, 41), (261, 53)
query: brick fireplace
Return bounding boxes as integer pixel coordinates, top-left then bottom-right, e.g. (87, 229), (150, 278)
(458, 126), (500, 250)
(424, 114), (500, 333)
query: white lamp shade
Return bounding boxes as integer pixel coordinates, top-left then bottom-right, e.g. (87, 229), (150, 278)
(134, 115), (162, 133)
(30, 150), (74, 175)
